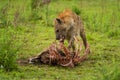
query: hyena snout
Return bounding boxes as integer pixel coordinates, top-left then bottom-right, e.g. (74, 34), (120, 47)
(56, 34), (65, 40)
(56, 35), (60, 40)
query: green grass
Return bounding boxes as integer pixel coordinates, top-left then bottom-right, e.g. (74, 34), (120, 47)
(0, 0), (120, 80)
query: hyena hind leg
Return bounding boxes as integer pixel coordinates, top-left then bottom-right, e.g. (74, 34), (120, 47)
(80, 30), (90, 53)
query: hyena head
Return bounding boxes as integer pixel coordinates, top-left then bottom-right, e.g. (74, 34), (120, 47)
(54, 18), (73, 40)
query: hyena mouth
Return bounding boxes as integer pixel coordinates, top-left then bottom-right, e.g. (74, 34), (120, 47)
(59, 35), (65, 43)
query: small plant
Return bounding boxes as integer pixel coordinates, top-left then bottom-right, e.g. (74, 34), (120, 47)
(0, 27), (21, 71)
(72, 6), (81, 15)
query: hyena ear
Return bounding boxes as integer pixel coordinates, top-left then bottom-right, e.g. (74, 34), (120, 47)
(56, 18), (62, 24)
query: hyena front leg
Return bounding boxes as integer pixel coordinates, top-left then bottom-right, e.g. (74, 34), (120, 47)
(67, 37), (75, 51)
(80, 30), (87, 49)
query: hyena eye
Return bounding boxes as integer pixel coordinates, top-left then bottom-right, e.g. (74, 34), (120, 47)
(56, 30), (59, 33)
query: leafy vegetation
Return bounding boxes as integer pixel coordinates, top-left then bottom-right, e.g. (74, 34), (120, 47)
(0, 0), (120, 80)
